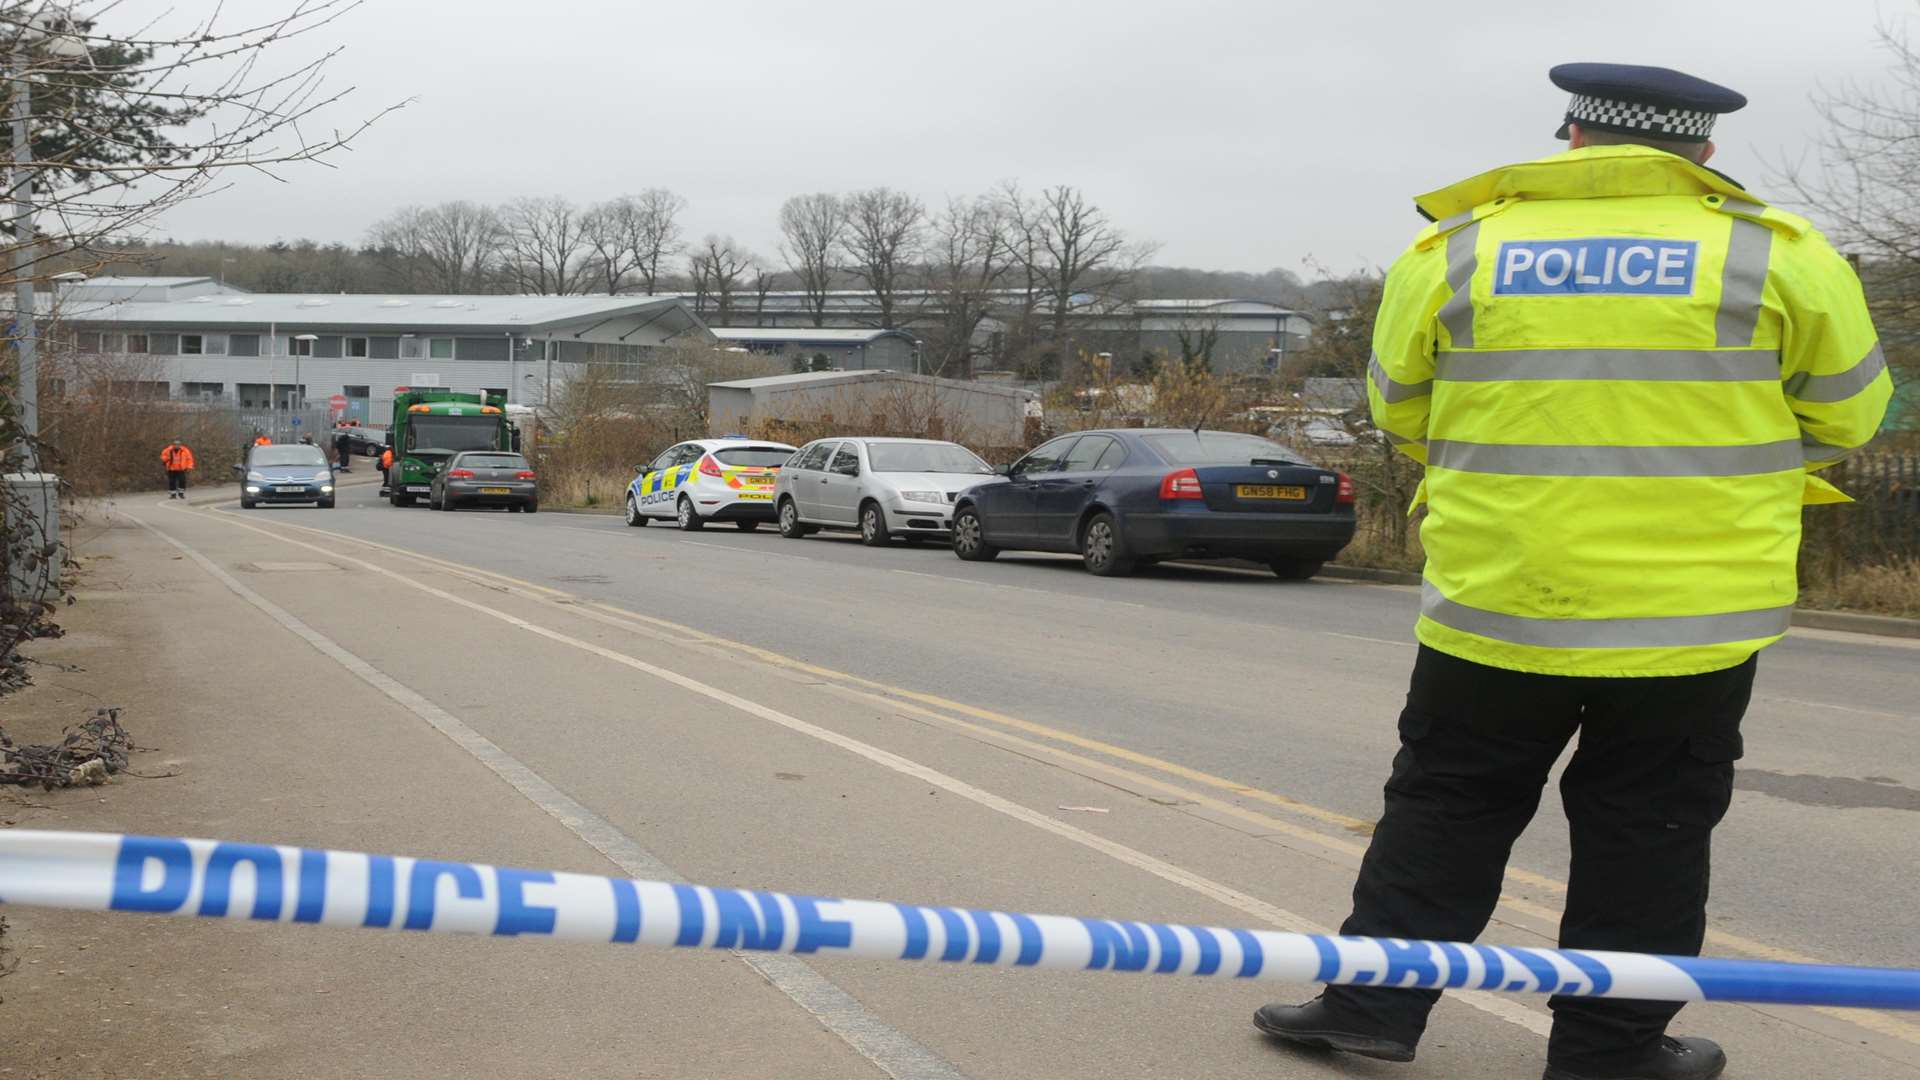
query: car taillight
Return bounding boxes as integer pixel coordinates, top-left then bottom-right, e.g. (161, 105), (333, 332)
(1336, 472), (1356, 504)
(515, 470), (536, 480)
(698, 455), (722, 477)
(1159, 468), (1203, 500)
(447, 469), (475, 479)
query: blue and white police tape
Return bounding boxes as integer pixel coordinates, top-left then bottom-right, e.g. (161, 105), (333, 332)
(4, 830), (1918, 1010)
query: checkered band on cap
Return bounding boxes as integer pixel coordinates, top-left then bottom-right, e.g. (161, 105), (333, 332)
(1567, 93), (1716, 139)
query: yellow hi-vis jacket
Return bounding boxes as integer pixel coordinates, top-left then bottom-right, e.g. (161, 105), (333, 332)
(1370, 145), (1893, 677)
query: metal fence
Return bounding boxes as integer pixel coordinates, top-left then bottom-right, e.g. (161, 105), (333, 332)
(1804, 454), (1920, 572)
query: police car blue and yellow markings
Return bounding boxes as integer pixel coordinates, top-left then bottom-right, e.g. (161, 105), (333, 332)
(7, 830), (1920, 1009)
(1493, 237), (1699, 296)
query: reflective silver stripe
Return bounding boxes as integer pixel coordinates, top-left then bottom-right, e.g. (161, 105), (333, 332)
(1368, 351), (1431, 403)
(1385, 431), (1427, 450)
(1714, 216), (1773, 347)
(1435, 348), (1778, 382)
(1783, 342), (1887, 403)
(1434, 208), (1476, 232)
(1436, 220), (1480, 348)
(1426, 439), (1803, 477)
(1801, 435), (1862, 465)
(1422, 581), (1793, 649)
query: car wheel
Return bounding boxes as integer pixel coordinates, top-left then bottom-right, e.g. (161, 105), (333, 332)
(951, 506), (999, 561)
(859, 502), (892, 546)
(525, 500), (538, 514)
(625, 494), (648, 527)
(777, 497), (813, 539)
(429, 490), (441, 510)
(1080, 512), (1136, 577)
(318, 498), (335, 509)
(1269, 559), (1324, 581)
(240, 497), (256, 510)
(438, 493), (455, 511)
(676, 496), (704, 531)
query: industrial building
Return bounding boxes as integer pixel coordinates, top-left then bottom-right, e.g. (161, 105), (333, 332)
(709, 327), (919, 372)
(708, 369), (1036, 447)
(51, 276), (710, 424)
(687, 291), (1310, 375)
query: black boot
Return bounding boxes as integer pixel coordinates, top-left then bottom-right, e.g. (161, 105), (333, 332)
(1253, 998), (1416, 1063)
(1543, 1036), (1726, 1080)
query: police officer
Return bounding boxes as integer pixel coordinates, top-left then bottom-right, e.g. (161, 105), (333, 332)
(1254, 64), (1892, 1080)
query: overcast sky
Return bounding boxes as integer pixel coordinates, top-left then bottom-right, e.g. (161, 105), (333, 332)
(118, 0), (1909, 276)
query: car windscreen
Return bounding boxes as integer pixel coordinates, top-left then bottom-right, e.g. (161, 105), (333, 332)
(251, 446), (329, 468)
(712, 447), (794, 468)
(868, 442), (993, 474)
(409, 415), (500, 452)
(1143, 432), (1310, 466)
(457, 454), (527, 469)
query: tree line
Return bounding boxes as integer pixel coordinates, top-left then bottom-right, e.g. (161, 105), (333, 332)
(88, 183), (1339, 380)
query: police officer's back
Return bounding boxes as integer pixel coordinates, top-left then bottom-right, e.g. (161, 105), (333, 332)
(1254, 64), (1891, 1080)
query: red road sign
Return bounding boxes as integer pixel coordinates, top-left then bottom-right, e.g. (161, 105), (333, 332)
(328, 394), (348, 413)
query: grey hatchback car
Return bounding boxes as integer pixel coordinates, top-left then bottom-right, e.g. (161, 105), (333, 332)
(774, 437), (996, 545)
(429, 451), (539, 513)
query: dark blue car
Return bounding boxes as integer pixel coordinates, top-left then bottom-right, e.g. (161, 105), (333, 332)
(951, 429), (1355, 578)
(236, 443), (336, 510)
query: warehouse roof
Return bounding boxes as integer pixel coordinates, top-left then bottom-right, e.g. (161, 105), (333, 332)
(53, 291), (708, 337)
(709, 369), (1034, 398)
(710, 327), (916, 345)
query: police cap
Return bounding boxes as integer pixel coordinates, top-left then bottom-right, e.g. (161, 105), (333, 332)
(1550, 63), (1746, 143)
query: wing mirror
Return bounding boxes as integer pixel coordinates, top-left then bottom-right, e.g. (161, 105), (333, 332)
(231, 462), (245, 476)
(996, 463), (1015, 477)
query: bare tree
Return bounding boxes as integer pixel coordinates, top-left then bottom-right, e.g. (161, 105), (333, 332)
(0, 1), (398, 298)
(921, 195), (1010, 377)
(778, 192), (847, 326)
(628, 188), (686, 295)
(581, 198), (642, 295)
(686, 234), (754, 324)
(750, 256), (780, 327)
(578, 189), (688, 295)
(1773, 18), (1920, 423)
(500, 196), (592, 295)
(840, 187), (926, 329)
(368, 201), (502, 293)
(1000, 183), (1153, 377)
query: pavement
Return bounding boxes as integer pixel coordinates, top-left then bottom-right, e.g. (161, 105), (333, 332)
(1, 479), (1917, 1079)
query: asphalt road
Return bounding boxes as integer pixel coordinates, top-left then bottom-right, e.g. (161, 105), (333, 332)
(10, 477), (1915, 1079)
(295, 481), (1920, 974)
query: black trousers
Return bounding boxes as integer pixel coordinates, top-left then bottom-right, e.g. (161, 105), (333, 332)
(166, 469), (187, 493)
(1322, 645), (1754, 1072)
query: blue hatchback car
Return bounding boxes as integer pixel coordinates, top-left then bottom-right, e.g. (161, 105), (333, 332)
(950, 429), (1356, 578)
(236, 443), (336, 510)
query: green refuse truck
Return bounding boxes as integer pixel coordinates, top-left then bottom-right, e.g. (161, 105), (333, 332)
(384, 387), (517, 507)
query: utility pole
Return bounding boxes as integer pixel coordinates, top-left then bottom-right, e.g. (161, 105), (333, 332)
(10, 43), (37, 467)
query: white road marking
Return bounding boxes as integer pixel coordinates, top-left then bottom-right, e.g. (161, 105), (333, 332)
(1324, 632), (1416, 648)
(131, 512), (966, 1080)
(1760, 695), (1916, 722)
(170, 503), (1555, 1039)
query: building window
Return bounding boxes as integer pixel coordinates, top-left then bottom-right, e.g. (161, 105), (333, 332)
(346, 337), (369, 358)
(429, 337), (454, 360)
(180, 381), (224, 401)
(290, 336), (315, 357)
(180, 333), (228, 356)
(77, 331), (101, 352)
(237, 383), (270, 409)
(125, 333), (149, 354)
(398, 337), (425, 360)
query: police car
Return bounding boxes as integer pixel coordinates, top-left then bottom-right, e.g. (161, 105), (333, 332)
(625, 437), (799, 530)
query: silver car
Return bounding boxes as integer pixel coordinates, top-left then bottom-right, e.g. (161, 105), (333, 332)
(774, 437), (998, 545)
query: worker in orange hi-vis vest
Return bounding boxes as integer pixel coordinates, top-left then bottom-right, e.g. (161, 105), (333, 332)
(159, 439), (196, 500)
